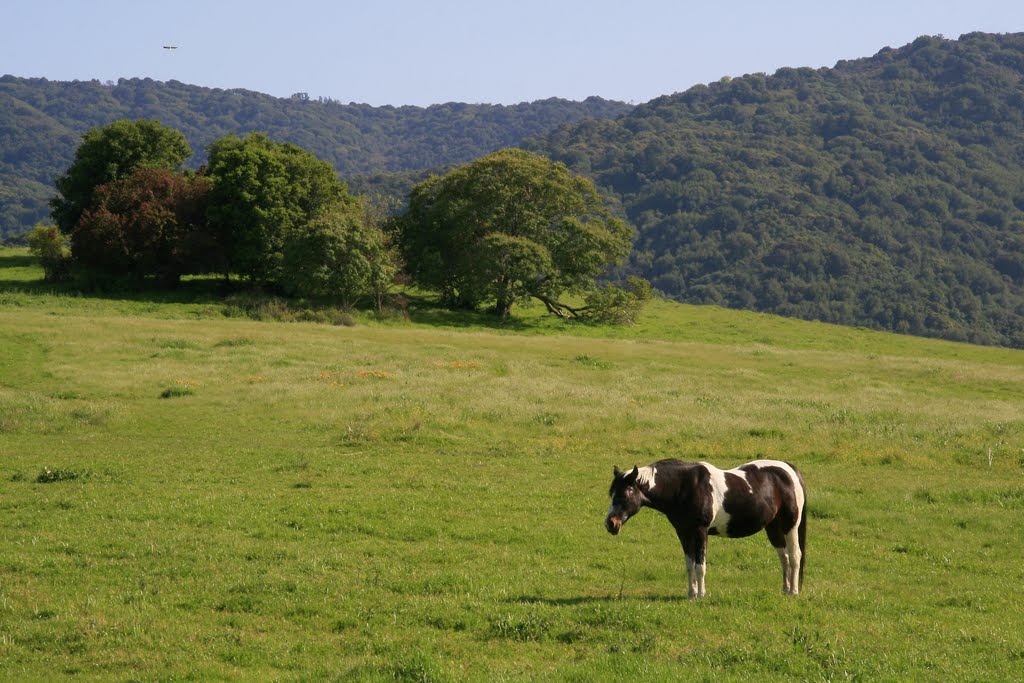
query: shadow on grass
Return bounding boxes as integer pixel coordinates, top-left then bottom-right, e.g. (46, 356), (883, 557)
(0, 275), (558, 329)
(0, 275), (234, 305)
(0, 258), (590, 332)
(0, 253), (36, 269)
(403, 294), (596, 334)
(507, 594), (689, 606)
(406, 300), (534, 332)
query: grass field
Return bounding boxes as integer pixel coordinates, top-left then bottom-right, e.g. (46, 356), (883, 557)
(2, 247), (1023, 680)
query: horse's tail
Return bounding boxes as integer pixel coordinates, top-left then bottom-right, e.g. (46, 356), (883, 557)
(797, 479), (807, 587)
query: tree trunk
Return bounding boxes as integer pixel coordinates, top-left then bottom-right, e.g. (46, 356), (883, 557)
(493, 299), (513, 318)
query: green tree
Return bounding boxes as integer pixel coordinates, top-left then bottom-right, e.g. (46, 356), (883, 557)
(398, 148), (632, 317)
(205, 133), (355, 284)
(50, 119), (191, 234)
(281, 203), (396, 308)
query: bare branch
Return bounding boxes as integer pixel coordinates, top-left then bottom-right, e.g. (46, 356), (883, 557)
(531, 292), (589, 318)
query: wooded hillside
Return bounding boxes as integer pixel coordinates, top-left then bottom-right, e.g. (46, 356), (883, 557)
(529, 32), (1024, 347)
(0, 75), (631, 237)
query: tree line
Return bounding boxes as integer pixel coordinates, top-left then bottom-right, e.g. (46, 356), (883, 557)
(0, 74), (631, 240)
(32, 119), (647, 323)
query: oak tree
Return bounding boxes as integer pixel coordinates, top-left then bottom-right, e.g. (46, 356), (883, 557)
(281, 202), (396, 307)
(205, 133), (356, 284)
(398, 149), (632, 317)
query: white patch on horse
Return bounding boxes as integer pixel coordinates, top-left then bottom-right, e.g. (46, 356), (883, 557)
(635, 465), (657, 490)
(685, 555), (699, 599)
(776, 546), (792, 593)
(702, 462), (739, 536)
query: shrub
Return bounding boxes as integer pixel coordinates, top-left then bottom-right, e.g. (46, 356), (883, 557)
(221, 294), (357, 326)
(160, 385), (195, 398)
(36, 467), (81, 483)
(27, 224), (71, 281)
(582, 276), (654, 325)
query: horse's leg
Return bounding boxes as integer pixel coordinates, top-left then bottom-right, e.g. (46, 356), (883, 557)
(765, 524), (791, 594)
(784, 525), (802, 595)
(676, 527), (706, 599)
(695, 534), (707, 598)
(678, 531), (697, 599)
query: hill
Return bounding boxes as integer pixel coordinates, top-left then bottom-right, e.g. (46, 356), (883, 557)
(7, 33), (1024, 348)
(2, 246), (1024, 679)
(528, 32), (1024, 347)
(0, 75), (632, 238)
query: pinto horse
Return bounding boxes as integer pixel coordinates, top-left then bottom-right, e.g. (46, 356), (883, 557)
(605, 459), (806, 598)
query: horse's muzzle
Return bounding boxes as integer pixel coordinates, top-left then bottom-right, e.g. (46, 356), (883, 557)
(605, 516), (622, 535)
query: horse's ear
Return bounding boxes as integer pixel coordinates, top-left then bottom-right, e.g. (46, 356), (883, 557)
(624, 466), (639, 483)
(613, 465), (623, 478)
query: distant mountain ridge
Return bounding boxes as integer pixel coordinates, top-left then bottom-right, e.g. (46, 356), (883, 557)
(528, 31), (1024, 347)
(0, 75), (632, 237)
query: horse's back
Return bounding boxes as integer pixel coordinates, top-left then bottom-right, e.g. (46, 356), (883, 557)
(738, 459), (806, 528)
(738, 459), (804, 491)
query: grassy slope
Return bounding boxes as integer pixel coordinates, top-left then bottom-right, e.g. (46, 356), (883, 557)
(1, 247), (1023, 680)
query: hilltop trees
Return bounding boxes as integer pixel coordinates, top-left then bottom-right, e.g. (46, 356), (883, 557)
(50, 119), (191, 235)
(0, 73), (633, 241)
(397, 149), (633, 317)
(205, 133), (358, 284)
(529, 32), (1024, 346)
(47, 123), (644, 323)
(49, 121), (395, 304)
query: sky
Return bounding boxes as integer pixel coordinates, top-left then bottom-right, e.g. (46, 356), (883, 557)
(3, 0), (1024, 107)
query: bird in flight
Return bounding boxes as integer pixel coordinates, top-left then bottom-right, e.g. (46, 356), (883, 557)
(163, 45), (178, 50)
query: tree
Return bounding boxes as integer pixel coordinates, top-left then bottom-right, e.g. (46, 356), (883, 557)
(281, 203), (396, 307)
(205, 133), (356, 284)
(72, 167), (213, 284)
(397, 148), (633, 317)
(50, 119), (191, 235)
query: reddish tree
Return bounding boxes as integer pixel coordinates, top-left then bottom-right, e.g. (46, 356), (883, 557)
(73, 168), (216, 284)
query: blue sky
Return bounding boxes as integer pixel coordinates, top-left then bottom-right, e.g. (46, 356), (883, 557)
(3, 0), (1023, 106)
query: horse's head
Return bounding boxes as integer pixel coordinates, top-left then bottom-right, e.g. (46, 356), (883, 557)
(606, 465), (645, 535)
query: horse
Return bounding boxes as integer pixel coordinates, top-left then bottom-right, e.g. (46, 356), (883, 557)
(604, 458), (806, 598)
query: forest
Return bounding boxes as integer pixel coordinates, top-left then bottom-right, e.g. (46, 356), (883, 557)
(528, 31), (1024, 346)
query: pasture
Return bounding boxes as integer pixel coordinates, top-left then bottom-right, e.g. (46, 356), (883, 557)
(1, 248), (1023, 680)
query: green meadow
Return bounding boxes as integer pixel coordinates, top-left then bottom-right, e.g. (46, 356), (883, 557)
(1, 247), (1023, 681)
